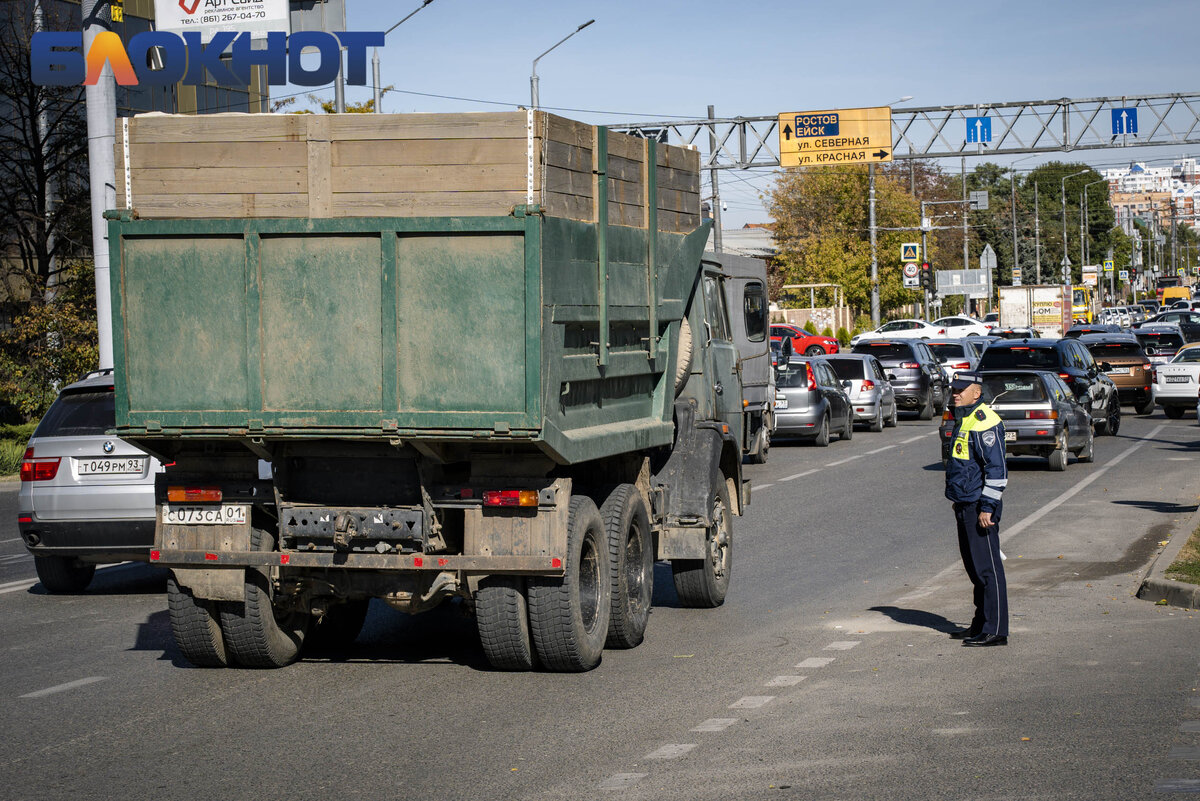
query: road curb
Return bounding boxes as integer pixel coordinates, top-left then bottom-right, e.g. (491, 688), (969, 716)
(1136, 503), (1200, 610)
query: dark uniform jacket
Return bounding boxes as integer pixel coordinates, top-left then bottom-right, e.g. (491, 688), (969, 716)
(944, 399), (1008, 514)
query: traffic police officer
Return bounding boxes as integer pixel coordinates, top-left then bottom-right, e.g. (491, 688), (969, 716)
(945, 372), (1009, 646)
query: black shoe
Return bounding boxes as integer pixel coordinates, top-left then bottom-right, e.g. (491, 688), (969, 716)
(962, 633), (1008, 647)
(949, 627), (982, 640)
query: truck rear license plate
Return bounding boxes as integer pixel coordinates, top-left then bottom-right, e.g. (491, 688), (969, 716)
(1004, 431), (1017, 441)
(1165, 376), (1190, 383)
(163, 504), (248, 525)
(76, 457), (145, 476)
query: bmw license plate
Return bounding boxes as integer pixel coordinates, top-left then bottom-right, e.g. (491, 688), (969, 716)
(1004, 431), (1017, 442)
(76, 457), (146, 476)
(162, 504), (248, 525)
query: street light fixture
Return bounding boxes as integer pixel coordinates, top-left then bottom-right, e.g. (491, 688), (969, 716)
(530, 19), (595, 110)
(868, 96), (912, 326)
(1061, 168), (1090, 283)
(371, 0), (437, 113)
(1007, 154), (1039, 281)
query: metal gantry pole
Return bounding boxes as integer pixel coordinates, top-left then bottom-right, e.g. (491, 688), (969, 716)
(920, 200), (929, 320)
(869, 162), (879, 326)
(961, 156), (969, 271)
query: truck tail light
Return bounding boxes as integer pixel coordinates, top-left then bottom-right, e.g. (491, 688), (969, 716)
(483, 490), (538, 507)
(942, 409), (954, 421)
(19, 448), (60, 482)
(167, 486), (223, 503)
(1026, 410), (1058, 419)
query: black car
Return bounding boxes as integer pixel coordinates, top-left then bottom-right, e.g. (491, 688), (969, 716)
(940, 369), (1093, 471)
(851, 339), (948, 419)
(975, 338), (1121, 435)
(1138, 311), (1200, 343)
(1064, 324), (1124, 338)
(991, 327), (1041, 339)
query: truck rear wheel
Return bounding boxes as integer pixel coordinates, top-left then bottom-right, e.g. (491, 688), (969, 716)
(219, 526), (309, 668)
(528, 496), (611, 671)
(166, 571), (228, 668)
(672, 473), (732, 608)
(475, 576), (535, 670)
(601, 484), (653, 649)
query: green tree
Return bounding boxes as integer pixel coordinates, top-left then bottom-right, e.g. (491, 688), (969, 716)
(0, 262), (98, 420)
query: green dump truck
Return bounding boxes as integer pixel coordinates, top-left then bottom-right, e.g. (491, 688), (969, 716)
(109, 111), (748, 671)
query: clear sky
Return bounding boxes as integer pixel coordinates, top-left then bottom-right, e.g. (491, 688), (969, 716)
(294, 0), (1199, 227)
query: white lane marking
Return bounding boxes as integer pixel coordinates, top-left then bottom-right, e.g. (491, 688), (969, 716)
(1155, 780), (1200, 792)
(0, 579), (38, 595)
(645, 744), (696, 760)
(691, 718), (738, 733)
(765, 675), (807, 687)
(1180, 721), (1200, 733)
(1167, 457), (1195, 461)
(755, 483), (774, 491)
(20, 676), (106, 698)
(779, 469), (819, 482)
(599, 773), (647, 790)
(0, 537), (22, 543)
(901, 434), (928, 444)
(824, 641), (861, 651)
(826, 454), (865, 467)
(894, 585), (941, 604)
(1002, 424), (1166, 541)
(729, 696), (774, 709)
(865, 445), (896, 455)
(0, 554), (32, 563)
(796, 657), (836, 668)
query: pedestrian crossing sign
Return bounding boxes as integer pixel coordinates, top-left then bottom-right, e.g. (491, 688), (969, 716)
(901, 242), (920, 262)
(1103, 259), (1113, 272)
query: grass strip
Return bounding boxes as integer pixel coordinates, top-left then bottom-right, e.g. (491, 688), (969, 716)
(1165, 522), (1200, 585)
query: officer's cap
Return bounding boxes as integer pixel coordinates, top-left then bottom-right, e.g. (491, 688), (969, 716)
(949, 372), (983, 390)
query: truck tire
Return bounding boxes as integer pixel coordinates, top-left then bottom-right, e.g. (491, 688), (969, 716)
(528, 496), (611, 671)
(601, 484), (653, 649)
(673, 317), (694, 397)
(308, 599), (371, 651)
(219, 526), (309, 668)
(33, 555), (95, 594)
(166, 571), (228, 667)
(672, 473), (732, 608)
(475, 576), (535, 670)
(748, 418), (770, 464)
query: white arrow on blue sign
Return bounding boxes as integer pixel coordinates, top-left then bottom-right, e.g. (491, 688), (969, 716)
(966, 116), (992, 144)
(1111, 108), (1138, 136)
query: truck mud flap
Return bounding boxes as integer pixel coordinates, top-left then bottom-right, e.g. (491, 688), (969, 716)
(156, 518), (252, 601)
(653, 399), (738, 528)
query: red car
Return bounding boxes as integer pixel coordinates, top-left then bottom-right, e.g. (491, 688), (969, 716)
(770, 324), (839, 356)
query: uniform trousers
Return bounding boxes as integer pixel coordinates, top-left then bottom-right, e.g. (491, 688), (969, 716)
(953, 500), (1008, 637)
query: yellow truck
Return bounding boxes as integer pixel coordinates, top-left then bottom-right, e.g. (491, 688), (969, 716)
(1071, 285), (1094, 324)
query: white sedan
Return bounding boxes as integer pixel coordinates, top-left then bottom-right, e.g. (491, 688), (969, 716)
(931, 315), (992, 338)
(851, 319), (948, 345)
(1153, 343), (1200, 419)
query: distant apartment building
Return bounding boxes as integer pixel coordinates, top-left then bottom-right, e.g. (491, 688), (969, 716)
(1105, 159), (1198, 232)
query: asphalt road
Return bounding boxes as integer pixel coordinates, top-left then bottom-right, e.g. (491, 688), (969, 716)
(2, 410), (1199, 800)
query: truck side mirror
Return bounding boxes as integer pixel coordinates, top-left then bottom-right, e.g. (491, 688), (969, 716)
(780, 337), (793, 363)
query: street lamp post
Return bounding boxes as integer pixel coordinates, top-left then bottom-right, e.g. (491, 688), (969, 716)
(1061, 169), (1089, 283)
(869, 96), (912, 327)
(372, 0), (437, 113)
(530, 20), (595, 110)
(1008, 154), (1038, 285)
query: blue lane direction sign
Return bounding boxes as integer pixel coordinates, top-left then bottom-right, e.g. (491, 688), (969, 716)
(966, 116), (992, 144)
(1112, 108), (1138, 136)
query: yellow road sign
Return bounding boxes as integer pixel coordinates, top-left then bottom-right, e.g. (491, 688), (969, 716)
(778, 106), (893, 166)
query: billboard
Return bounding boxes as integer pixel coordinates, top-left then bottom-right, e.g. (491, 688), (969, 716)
(154, 0), (291, 43)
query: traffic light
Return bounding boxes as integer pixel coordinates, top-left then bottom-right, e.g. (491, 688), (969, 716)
(919, 262), (932, 290)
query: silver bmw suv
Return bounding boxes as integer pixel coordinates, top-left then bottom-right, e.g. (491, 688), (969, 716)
(17, 369), (161, 592)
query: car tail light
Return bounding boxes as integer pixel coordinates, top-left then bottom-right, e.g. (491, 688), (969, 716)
(806, 363), (817, 391)
(167, 486), (223, 503)
(483, 490), (539, 507)
(1142, 363), (1152, 372)
(19, 448), (60, 482)
(942, 409), (953, 421)
(900, 361), (919, 369)
(861, 379), (875, 390)
(1058, 372), (1074, 383)
(1026, 410), (1058, 419)
(951, 361), (970, 369)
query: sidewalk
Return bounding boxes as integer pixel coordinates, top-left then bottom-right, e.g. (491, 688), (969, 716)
(1137, 503), (1200, 610)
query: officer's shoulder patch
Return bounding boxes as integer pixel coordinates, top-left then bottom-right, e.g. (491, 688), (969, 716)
(982, 430), (997, 448)
(975, 409), (987, 420)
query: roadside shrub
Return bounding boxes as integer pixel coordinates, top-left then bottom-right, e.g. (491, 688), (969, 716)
(820, 326), (834, 338)
(836, 327), (852, 346)
(0, 440), (24, 475)
(803, 320), (818, 334)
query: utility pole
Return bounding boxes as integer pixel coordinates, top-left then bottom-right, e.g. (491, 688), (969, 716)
(920, 200), (930, 320)
(869, 163), (879, 326)
(82, 0), (116, 370)
(1010, 169), (1019, 284)
(961, 157), (969, 271)
(708, 105), (722, 253)
(1034, 182), (1042, 283)
(34, 1), (57, 298)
